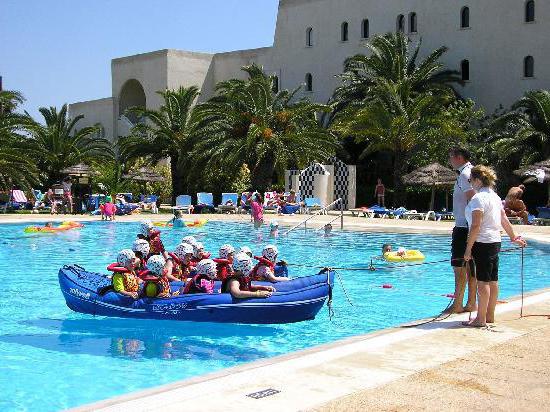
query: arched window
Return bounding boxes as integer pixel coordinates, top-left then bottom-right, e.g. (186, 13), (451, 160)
(461, 59), (470, 81)
(361, 19), (370, 38)
(305, 73), (313, 92)
(409, 12), (417, 33)
(525, 1), (535, 22)
(524, 56), (534, 77)
(306, 27), (313, 47)
(396, 15), (405, 32)
(272, 75), (279, 94)
(341, 22), (349, 42)
(461, 7), (470, 28)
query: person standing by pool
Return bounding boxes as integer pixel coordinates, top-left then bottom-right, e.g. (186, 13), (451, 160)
(448, 147), (477, 313)
(251, 192), (264, 229)
(463, 166), (527, 327)
(374, 178), (386, 207)
(62, 176), (73, 214)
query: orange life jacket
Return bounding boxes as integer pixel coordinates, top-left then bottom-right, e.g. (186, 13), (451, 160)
(250, 256), (275, 281)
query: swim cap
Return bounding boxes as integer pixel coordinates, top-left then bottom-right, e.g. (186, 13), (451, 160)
(262, 245), (279, 263)
(182, 236), (198, 246)
(174, 243), (193, 261)
(193, 242), (205, 259)
(196, 259), (218, 280)
(132, 239), (150, 257)
(146, 255), (166, 276)
(117, 249), (136, 268)
(232, 253), (254, 276)
(219, 244), (235, 260)
(239, 246), (253, 257)
(139, 220), (153, 237)
(270, 221), (279, 229)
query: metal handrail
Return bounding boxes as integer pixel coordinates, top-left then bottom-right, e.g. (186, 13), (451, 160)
(315, 214), (342, 231)
(282, 198), (343, 236)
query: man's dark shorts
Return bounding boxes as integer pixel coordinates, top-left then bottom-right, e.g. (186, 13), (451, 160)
(472, 242), (501, 282)
(451, 226), (469, 267)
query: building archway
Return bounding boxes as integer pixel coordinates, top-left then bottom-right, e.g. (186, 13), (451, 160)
(119, 79), (146, 124)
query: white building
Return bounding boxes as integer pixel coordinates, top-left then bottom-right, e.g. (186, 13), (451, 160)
(70, 0), (548, 139)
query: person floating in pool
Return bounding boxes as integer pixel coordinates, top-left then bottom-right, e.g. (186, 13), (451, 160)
(214, 244), (235, 280)
(183, 259), (218, 294)
(111, 249), (143, 300)
(171, 210), (185, 228)
(251, 245), (290, 282)
(382, 243), (406, 257)
(138, 220), (169, 260)
(222, 253), (275, 299)
(132, 239), (150, 270)
(323, 223), (333, 237)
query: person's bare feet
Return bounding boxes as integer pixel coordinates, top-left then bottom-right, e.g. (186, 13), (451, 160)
(463, 304), (478, 312)
(444, 305), (465, 314)
(462, 320), (486, 328)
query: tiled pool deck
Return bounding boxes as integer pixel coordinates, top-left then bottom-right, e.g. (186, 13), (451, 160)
(2, 213), (549, 411)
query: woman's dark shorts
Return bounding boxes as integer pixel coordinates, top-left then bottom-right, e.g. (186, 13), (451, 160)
(451, 227), (469, 267)
(472, 242), (501, 282)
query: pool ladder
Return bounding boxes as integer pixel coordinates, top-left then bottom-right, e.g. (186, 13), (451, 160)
(282, 198), (344, 236)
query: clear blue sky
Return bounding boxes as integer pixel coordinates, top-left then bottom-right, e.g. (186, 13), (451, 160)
(0, 0), (279, 119)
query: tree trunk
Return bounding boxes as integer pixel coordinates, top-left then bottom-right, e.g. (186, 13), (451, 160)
(429, 186), (436, 211)
(169, 153), (186, 205)
(251, 155), (276, 194)
(393, 150), (408, 207)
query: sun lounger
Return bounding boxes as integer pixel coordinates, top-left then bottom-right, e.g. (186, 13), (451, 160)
(537, 207), (550, 219)
(195, 192), (215, 213)
(263, 192), (279, 213)
(172, 195), (193, 214)
(217, 193), (238, 214)
(140, 195), (159, 214)
(304, 197), (323, 214)
(350, 207), (374, 218)
(2, 189), (30, 212)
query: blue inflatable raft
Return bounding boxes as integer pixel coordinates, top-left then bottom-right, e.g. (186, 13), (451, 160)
(59, 265), (334, 324)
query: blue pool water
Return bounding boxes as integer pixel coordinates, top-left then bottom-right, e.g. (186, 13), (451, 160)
(0, 220), (548, 411)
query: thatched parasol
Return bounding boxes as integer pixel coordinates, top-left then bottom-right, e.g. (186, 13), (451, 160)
(402, 163), (456, 211)
(61, 163), (95, 177)
(514, 159), (550, 198)
(122, 168), (164, 183)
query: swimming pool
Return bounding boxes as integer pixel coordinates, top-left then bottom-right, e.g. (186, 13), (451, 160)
(0, 220), (548, 411)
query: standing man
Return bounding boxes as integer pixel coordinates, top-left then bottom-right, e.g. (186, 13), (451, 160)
(374, 178), (386, 207)
(448, 147), (477, 313)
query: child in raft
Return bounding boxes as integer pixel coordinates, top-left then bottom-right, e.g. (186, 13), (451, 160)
(137, 220), (169, 259)
(183, 259), (218, 294)
(143, 255), (176, 298)
(112, 249), (143, 300)
(170, 243), (195, 281)
(251, 245), (290, 282)
(222, 253), (275, 299)
(132, 239), (150, 270)
(191, 242), (211, 263)
(213, 244), (235, 280)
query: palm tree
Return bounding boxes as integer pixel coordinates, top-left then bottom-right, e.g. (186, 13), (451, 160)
(0, 90), (39, 190)
(490, 90), (550, 166)
(119, 86), (202, 203)
(193, 64), (339, 192)
(332, 78), (460, 205)
(330, 32), (463, 121)
(26, 104), (113, 186)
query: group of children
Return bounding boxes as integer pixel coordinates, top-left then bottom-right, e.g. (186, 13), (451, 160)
(109, 220), (290, 300)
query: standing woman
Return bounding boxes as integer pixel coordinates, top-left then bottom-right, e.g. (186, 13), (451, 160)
(463, 166), (527, 327)
(62, 176), (73, 214)
(251, 192), (264, 229)
(374, 178), (386, 207)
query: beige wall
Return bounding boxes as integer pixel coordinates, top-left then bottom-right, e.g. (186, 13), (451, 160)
(272, 0), (550, 111)
(68, 97), (114, 141)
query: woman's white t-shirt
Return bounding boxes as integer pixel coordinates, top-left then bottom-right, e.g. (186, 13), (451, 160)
(465, 187), (503, 243)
